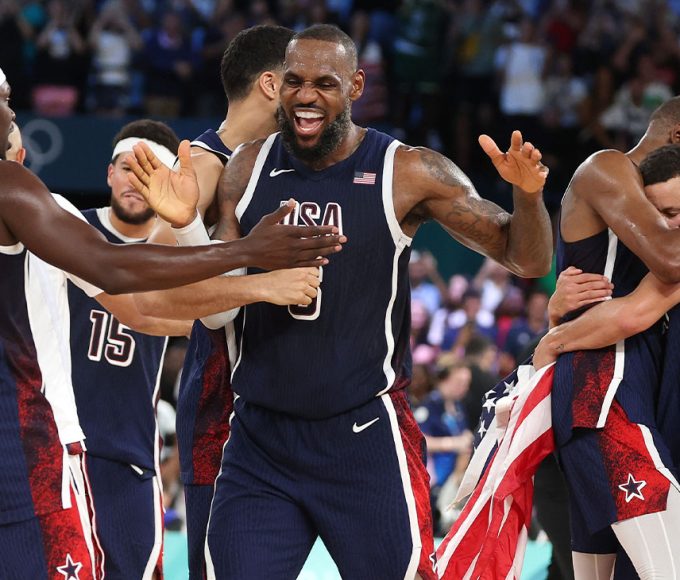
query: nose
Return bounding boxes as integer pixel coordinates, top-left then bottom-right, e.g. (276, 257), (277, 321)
(297, 81), (318, 105)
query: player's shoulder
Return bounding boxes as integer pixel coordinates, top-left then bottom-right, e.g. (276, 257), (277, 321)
(0, 160), (48, 198)
(570, 149), (639, 193)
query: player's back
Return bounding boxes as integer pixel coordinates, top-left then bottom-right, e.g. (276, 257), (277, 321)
(553, 224), (665, 445)
(0, 242), (66, 522)
(234, 129), (413, 418)
(68, 208), (167, 471)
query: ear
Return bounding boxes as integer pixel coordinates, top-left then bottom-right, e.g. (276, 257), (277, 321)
(258, 71), (278, 101)
(671, 123), (680, 144)
(16, 147), (26, 166)
(349, 69), (365, 102)
(106, 162), (114, 188)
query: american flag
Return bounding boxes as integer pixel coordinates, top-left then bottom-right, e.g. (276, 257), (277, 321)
(353, 171), (376, 185)
(436, 362), (556, 580)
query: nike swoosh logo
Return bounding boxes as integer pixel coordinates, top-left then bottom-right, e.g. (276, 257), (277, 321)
(269, 168), (295, 177)
(352, 417), (380, 433)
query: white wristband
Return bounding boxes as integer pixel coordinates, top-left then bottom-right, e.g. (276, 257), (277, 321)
(172, 212), (211, 246)
(200, 245), (246, 328)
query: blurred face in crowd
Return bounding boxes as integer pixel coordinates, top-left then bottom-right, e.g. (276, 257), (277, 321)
(411, 300), (429, 333)
(526, 292), (549, 323)
(0, 81), (15, 160)
(438, 366), (472, 402)
(278, 38), (363, 165)
(108, 155), (155, 225)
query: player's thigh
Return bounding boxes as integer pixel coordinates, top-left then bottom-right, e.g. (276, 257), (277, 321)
(313, 392), (436, 580)
(184, 484), (214, 580)
(86, 456), (160, 577)
(206, 425), (316, 580)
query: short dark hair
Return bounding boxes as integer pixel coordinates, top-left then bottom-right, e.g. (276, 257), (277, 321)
(650, 96), (680, 132)
(436, 361), (470, 382)
(112, 119), (179, 161)
(291, 24), (358, 71)
(221, 25), (294, 102)
(640, 144), (680, 186)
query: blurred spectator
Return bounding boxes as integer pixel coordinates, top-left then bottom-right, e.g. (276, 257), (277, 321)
(414, 362), (474, 534)
(495, 16), (548, 139)
(502, 288), (549, 364)
(440, 288), (497, 352)
(391, 0), (448, 149)
(33, 0), (88, 115)
(493, 285), (524, 349)
(409, 361), (436, 407)
(350, 10), (388, 126)
(409, 250), (446, 315)
(461, 334), (500, 427)
(472, 257), (512, 314)
(428, 274), (470, 347)
(0, 0), (35, 110)
(411, 299), (433, 348)
(87, 0), (143, 115)
(142, 10), (197, 117)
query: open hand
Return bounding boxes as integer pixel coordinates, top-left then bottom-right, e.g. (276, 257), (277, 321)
(126, 140), (198, 228)
(243, 200), (347, 270)
(479, 130), (549, 194)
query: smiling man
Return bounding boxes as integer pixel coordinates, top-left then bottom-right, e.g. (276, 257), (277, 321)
(128, 23), (553, 579)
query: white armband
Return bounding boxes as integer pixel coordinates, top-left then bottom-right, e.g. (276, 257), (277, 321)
(172, 212), (211, 246)
(199, 242), (247, 329)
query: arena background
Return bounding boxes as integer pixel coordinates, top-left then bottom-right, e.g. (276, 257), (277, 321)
(4, 0), (679, 577)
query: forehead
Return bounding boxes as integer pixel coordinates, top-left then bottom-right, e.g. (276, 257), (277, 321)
(645, 176), (680, 206)
(285, 39), (352, 77)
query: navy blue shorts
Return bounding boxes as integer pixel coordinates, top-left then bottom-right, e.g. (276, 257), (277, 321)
(206, 391), (436, 579)
(184, 483), (214, 580)
(85, 455), (163, 579)
(558, 400), (678, 553)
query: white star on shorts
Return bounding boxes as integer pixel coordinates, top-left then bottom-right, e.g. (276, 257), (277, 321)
(618, 473), (647, 503)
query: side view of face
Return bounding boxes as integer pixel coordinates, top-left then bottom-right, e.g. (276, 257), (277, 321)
(278, 38), (364, 163)
(0, 81), (16, 160)
(108, 155), (155, 225)
(645, 176), (680, 228)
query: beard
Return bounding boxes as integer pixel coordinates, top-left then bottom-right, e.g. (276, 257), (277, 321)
(277, 104), (352, 164)
(110, 195), (155, 225)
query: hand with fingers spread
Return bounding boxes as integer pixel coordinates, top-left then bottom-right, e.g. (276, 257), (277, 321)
(126, 140), (199, 228)
(478, 130), (549, 194)
(548, 266), (614, 326)
(260, 267), (321, 306)
(241, 200), (347, 270)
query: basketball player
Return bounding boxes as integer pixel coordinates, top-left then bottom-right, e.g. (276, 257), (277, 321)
(0, 66), (341, 578)
(130, 25), (552, 579)
(531, 102), (680, 579)
(127, 26), (297, 578)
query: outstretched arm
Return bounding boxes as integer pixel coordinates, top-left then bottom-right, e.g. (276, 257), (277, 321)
(397, 131), (552, 278)
(534, 272), (680, 368)
(0, 163), (341, 294)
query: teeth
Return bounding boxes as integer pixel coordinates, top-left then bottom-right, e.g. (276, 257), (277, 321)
(296, 111), (323, 119)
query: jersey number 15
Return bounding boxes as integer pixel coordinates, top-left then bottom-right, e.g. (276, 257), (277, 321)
(88, 310), (136, 367)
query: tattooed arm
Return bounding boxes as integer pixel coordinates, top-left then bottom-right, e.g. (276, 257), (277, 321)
(393, 132), (552, 278)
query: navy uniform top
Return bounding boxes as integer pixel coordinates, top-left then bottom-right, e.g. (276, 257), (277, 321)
(178, 129), (235, 485)
(553, 226), (664, 445)
(67, 208), (167, 472)
(0, 243), (65, 523)
(233, 129), (413, 419)
(657, 307), (680, 472)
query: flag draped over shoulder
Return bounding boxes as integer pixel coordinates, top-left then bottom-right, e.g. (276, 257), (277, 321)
(436, 362), (556, 580)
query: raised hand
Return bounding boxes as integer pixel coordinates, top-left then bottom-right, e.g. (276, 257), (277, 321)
(261, 267), (321, 306)
(242, 200), (347, 270)
(126, 140), (199, 228)
(478, 130), (549, 194)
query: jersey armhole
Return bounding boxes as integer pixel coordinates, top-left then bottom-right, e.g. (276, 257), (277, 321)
(382, 140), (413, 249)
(235, 133), (279, 222)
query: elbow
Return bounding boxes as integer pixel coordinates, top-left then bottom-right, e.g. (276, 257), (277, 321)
(508, 257), (552, 279)
(650, 261), (680, 285)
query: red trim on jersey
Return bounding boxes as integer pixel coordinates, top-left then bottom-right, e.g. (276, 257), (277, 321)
(389, 390), (437, 580)
(571, 348), (616, 429)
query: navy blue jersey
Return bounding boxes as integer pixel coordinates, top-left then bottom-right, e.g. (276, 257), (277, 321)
(233, 129), (413, 419)
(177, 131), (234, 486)
(0, 244), (65, 523)
(553, 225), (664, 445)
(657, 306), (680, 472)
(67, 208), (167, 470)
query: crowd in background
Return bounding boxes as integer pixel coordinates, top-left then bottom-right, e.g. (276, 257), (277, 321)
(3, 0), (678, 540)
